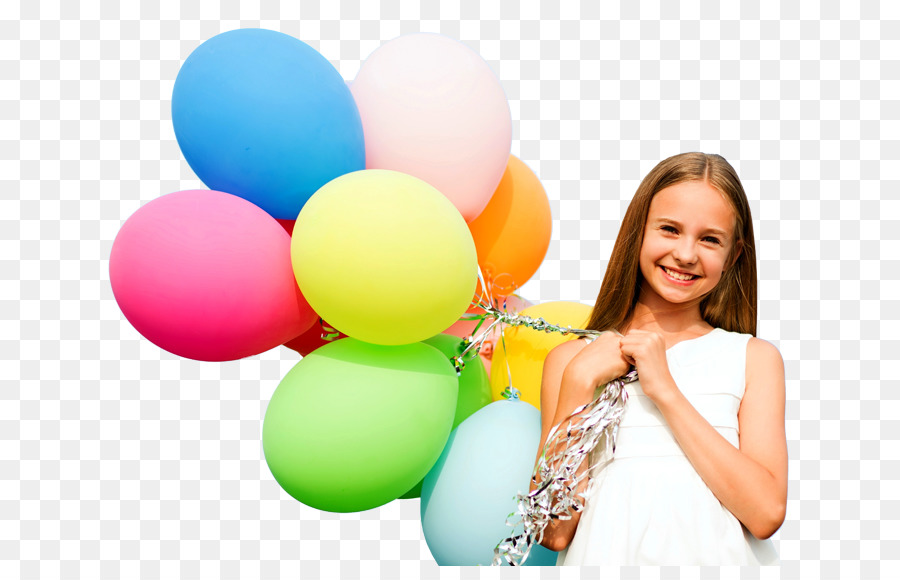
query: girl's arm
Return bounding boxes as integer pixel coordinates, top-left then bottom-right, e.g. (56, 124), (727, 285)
(533, 334), (631, 551)
(622, 331), (788, 539)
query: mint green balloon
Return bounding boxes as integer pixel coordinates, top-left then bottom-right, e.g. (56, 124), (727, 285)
(263, 337), (458, 512)
(400, 333), (492, 499)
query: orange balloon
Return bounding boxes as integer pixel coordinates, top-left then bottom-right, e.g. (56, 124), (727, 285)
(468, 155), (551, 296)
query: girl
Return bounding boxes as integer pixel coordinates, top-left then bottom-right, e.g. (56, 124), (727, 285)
(535, 153), (786, 565)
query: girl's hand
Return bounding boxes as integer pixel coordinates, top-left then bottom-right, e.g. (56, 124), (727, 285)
(563, 332), (632, 392)
(619, 329), (676, 402)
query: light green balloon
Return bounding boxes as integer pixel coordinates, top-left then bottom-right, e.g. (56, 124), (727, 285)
(263, 337), (458, 513)
(400, 333), (492, 499)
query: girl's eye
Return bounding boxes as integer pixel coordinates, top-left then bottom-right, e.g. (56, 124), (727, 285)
(661, 225), (677, 233)
(703, 236), (721, 245)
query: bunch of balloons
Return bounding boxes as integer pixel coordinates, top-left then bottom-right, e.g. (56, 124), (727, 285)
(109, 28), (586, 566)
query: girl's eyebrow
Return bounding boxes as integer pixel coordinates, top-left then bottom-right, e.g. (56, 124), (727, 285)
(652, 217), (729, 238)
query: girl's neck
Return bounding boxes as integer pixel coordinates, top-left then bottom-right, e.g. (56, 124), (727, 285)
(624, 298), (713, 341)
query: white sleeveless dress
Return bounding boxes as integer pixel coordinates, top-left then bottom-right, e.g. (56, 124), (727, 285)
(557, 327), (779, 565)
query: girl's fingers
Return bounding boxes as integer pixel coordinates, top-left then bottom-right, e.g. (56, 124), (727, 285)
(619, 339), (635, 365)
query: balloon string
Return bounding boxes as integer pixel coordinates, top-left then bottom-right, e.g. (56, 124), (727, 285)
(445, 268), (638, 566)
(450, 268), (606, 375)
(491, 367), (639, 566)
(499, 316), (517, 400)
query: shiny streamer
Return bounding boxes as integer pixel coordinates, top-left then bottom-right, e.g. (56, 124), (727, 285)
(316, 318), (341, 342)
(445, 269), (638, 566)
(450, 270), (604, 377)
(491, 368), (639, 566)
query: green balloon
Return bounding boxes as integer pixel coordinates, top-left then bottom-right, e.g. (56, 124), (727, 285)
(263, 337), (458, 513)
(400, 333), (492, 499)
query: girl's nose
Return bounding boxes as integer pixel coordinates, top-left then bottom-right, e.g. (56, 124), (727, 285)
(672, 239), (698, 264)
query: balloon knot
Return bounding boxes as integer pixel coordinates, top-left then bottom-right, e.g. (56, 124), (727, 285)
(501, 386), (520, 401)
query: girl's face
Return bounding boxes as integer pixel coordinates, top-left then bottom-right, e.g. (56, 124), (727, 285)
(638, 180), (738, 309)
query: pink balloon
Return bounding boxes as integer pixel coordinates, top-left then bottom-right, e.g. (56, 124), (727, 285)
(443, 294), (532, 375)
(351, 33), (512, 222)
(110, 190), (317, 361)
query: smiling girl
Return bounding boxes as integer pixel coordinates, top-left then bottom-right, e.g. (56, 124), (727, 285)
(535, 153), (786, 565)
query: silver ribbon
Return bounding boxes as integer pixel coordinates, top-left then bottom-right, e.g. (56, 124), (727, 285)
(443, 269), (638, 566)
(491, 368), (639, 566)
(450, 270), (604, 377)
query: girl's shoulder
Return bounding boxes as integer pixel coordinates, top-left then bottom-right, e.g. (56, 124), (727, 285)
(546, 332), (615, 365)
(710, 326), (782, 360)
(712, 329), (784, 387)
(745, 335), (785, 370)
(707, 327), (780, 355)
(545, 335), (590, 363)
(691, 328), (782, 370)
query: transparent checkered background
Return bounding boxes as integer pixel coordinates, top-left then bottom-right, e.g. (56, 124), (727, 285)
(2, 0), (898, 578)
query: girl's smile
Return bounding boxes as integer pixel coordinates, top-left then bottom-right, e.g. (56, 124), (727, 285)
(638, 180), (737, 308)
(659, 265), (700, 283)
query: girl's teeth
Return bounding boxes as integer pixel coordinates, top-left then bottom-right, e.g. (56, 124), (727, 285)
(663, 267), (695, 281)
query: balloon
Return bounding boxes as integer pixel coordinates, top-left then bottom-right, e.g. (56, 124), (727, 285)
(400, 333), (492, 499)
(291, 169), (478, 346)
(489, 301), (592, 409)
(443, 294), (532, 375)
(420, 399), (558, 566)
(468, 156), (552, 296)
(109, 189), (316, 361)
(351, 33), (512, 222)
(276, 218), (295, 236)
(424, 334), (492, 430)
(263, 338), (458, 513)
(172, 28), (365, 219)
(283, 318), (347, 357)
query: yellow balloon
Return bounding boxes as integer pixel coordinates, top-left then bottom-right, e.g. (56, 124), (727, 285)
(291, 170), (478, 346)
(489, 301), (593, 409)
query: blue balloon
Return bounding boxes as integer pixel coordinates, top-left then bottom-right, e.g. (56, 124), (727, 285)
(420, 399), (558, 566)
(172, 28), (365, 219)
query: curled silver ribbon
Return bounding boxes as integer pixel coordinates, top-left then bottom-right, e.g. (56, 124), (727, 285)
(451, 269), (604, 377)
(491, 368), (639, 566)
(442, 268), (638, 566)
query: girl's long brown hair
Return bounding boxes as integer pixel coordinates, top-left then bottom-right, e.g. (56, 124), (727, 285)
(585, 152), (758, 336)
